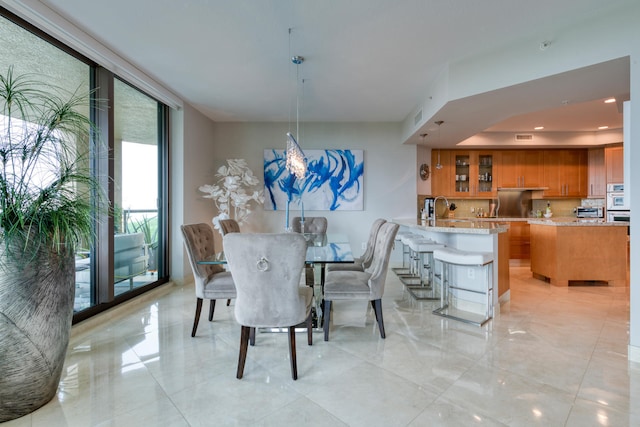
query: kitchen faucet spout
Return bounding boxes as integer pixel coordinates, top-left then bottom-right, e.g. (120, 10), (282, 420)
(431, 196), (450, 221)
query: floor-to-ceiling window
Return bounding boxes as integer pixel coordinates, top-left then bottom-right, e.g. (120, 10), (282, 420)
(112, 78), (163, 297)
(0, 9), (169, 320)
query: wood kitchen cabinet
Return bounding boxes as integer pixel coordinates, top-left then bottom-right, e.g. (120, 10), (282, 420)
(588, 148), (606, 197)
(508, 221), (530, 259)
(606, 144), (624, 184)
(542, 149), (587, 197)
(430, 150), (452, 196)
(498, 150), (543, 188)
(450, 151), (497, 197)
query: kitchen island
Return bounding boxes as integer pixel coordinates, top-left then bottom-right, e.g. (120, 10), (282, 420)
(392, 218), (511, 312)
(528, 218), (629, 286)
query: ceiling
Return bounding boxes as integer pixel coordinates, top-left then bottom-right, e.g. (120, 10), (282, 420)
(37, 0), (633, 147)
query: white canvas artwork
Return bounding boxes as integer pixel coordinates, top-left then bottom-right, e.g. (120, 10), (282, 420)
(264, 149), (364, 211)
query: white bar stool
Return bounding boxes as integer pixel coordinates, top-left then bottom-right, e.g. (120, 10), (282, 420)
(432, 247), (494, 326)
(392, 232), (419, 277)
(405, 237), (445, 300)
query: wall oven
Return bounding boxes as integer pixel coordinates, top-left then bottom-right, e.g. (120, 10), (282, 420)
(607, 210), (630, 223)
(606, 183), (626, 211)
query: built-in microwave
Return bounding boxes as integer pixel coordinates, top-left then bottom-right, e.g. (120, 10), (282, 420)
(606, 183), (626, 211)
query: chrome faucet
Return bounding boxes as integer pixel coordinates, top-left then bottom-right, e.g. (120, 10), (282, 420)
(430, 196), (450, 221)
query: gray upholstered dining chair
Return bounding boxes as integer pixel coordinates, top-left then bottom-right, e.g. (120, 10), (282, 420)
(218, 218), (241, 236)
(217, 218), (241, 307)
(322, 222), (399, 341)
(292, 216), (328, 234)
(326, 218), (386, 273)
(223, 232), (313, 380)
(181, 223), (236, 337)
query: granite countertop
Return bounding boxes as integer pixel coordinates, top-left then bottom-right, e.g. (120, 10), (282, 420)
(393, 218), (508, 234)
(527, 217), (629, 226)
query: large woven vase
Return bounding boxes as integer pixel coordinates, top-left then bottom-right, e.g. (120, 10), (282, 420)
(0, 245), (75, 422)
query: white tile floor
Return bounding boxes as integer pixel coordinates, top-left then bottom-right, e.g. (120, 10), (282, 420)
(5, 262), (640, 426)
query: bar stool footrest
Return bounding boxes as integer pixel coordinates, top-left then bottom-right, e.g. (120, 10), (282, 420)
(407, 287), (439, 300)
(392, 267), (412, 276)
(432, 305), (491, 327)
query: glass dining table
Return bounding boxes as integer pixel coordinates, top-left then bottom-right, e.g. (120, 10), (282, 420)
(197, 233), (354, 330)
(197, 233), (353, 267)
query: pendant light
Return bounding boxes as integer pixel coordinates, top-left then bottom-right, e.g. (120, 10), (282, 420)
(285, 29), (307, 179)
(435, 120), (444, 170)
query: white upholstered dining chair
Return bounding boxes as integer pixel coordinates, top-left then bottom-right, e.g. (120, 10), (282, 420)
(223, 232), (314, 380)
(181, 223), (236, 337)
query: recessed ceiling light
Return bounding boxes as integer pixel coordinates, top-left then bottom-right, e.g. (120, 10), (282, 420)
(534, 126), (544, 130)
(604, 98), (616, 104)
(598, 126), (609, 130)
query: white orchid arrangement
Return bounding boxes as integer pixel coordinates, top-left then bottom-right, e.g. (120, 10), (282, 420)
(199, 159), (265, 230)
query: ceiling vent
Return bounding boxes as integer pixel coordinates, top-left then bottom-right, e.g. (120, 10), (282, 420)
(414, 110), (423, 126)
(515, 134), (534, 141)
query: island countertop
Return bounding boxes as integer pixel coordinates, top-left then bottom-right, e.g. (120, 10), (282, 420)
(392, 218), (509, 235)
(527, 217), (629, 226)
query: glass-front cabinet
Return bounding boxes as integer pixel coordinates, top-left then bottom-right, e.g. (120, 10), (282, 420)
(452, 151), (496, 197)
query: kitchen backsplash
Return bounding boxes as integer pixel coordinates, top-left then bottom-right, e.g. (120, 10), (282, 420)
(417, 195), (603, 219)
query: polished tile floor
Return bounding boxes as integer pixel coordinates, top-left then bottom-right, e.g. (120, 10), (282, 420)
(6, 262), (639, 426)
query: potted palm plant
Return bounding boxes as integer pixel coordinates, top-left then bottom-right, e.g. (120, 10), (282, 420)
(0, 67), (103, 422)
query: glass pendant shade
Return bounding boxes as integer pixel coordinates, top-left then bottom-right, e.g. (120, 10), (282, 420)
(286, 132), (307, 179)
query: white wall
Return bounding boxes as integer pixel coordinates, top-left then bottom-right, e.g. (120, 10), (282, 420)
(171, 103), (219, 284)
(176, 121), (414, 267)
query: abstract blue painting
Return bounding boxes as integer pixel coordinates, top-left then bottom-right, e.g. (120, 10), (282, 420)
(264, 149), (364, 211)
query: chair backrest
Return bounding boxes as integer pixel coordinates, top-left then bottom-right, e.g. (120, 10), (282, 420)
(364, 222), (399, 299)
(218, 219), (241, 236)
(360, 218), (387, 268)
(224, 233), (308, 327)
(292, 216), (328, 234)
(181, 223), (224, 296)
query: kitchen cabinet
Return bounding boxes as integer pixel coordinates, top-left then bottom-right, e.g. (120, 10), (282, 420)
(542, 149), (587, 197)
(430, 150), (452, 196)
(508, 221), (530, 259)
(498, 150), (543, 188)
(451, 151), (497, 197)
(587, 148), (606, 197)
(530, 221), (627, 286)
(606, 144), (623, 184)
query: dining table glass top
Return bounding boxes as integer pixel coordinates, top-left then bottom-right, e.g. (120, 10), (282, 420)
(197, 233), (354, 265)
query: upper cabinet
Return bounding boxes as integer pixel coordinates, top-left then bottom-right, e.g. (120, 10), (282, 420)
(498, 150), (543, 188)
(429, 148), (598, 200)
(605, 144), (624, 184)
(430, 150), (452, 196)
(542, 150), (587, 198)
(451, 151), (497, 197)
(587, 148), (606, 198)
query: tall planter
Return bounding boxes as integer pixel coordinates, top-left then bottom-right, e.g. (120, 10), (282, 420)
(0, 245), (75, 422)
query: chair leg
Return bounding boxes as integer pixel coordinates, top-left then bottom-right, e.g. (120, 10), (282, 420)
(370, 300), (378, 321)
(372, 299), (386, 339)
(288, 326), (298, 380)
(249, 327), (256, 346)
(191, 298), (203, 337)
(226, 299), (231, 306)
(306, 311), (313, 346)
(323, 300), (332, 341)
(237, 326), (250, 379)
(208, 299), (216, 321)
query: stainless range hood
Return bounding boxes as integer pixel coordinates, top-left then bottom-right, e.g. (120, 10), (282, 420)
(497, 188), (547, 217)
